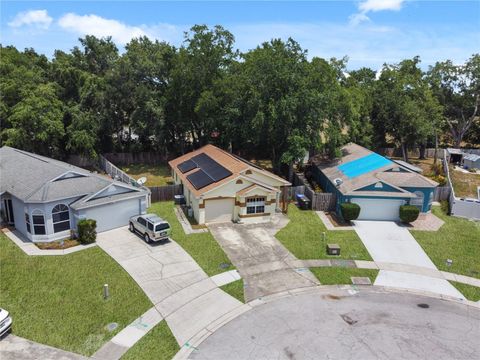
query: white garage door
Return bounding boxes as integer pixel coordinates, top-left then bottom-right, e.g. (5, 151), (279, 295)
(82, 198), (141, 232)
(351, 198), (405, 221)
(205, 198), (234, 223)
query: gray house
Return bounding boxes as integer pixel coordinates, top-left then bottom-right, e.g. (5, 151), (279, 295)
(0, 146), (149, 242)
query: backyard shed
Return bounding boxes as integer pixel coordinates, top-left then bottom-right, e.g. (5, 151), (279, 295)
(462, 153), (480, 169)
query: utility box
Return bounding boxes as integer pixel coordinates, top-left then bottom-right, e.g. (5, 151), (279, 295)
(326, 243), (341, 256)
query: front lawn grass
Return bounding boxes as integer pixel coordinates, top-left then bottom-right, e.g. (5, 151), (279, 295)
(121, 163), (173, 187)
(450, 282), (480, 302)
(0, 233), (151, 356)
(220, 279), (245, 303)
(276, 205), (372, 261)
(411, 206), (480, 279)
(310, 267), (379, 285)
(121, 320), (179, 360)
(149, 201), (234, 276)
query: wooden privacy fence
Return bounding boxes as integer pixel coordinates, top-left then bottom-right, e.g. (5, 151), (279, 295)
(433, 186), (451, 202)
(104, 152), (168, 166)
(291, 172), (336, 211)
(149, 184), (183, 202)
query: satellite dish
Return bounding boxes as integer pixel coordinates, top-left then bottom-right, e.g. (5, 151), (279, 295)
(137, 177), (147, 186)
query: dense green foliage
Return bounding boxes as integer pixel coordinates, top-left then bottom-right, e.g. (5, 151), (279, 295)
(77, 219), (97, 244)
(1, 26), (478, 167)
(340, 203), (361, 221)
(399, 205), (420, 223)
(0, 233), (151, 355)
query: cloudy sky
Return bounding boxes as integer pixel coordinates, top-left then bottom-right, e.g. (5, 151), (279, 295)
(1, 1), (479, 69)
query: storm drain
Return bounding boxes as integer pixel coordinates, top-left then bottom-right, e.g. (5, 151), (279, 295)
(340, 314), (358, 325)
(417, 303), (430, 309)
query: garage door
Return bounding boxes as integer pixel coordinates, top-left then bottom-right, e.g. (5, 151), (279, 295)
(350, 198), (405, 221)
(82, 198), (141, 232)
(205, 198), (234, 223)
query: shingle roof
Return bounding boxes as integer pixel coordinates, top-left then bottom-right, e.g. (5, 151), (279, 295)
(169, 144), (290, 197)
(313, 143), (437, 197)
(0, 146), (145, 203)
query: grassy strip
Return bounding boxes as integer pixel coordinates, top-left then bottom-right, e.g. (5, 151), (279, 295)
(276, 205), (372, 261)
(220, 279), (245, 303)
(310, 267), (379, 285)
(149, 202), (234, 276)
(121, 164), (173, 187)
(121, 320), (179, 360)
(450, 281), (480, 302)
(412, 206), (480, 279)
(0, 233), (151, 356)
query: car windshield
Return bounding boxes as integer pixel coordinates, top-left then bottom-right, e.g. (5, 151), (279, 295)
(155, 223), (170, 231)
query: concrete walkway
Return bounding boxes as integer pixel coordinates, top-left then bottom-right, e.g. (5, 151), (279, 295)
(353, 220), (464, 298)
(208, 216), (319, 302)
(0, 335), (87, 360)
(95, 227), (244, 359)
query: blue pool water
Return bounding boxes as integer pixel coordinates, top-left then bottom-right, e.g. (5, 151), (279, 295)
(338, 153), (392, 178)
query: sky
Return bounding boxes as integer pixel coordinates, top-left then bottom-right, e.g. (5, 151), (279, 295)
(1, 0), (479, 69)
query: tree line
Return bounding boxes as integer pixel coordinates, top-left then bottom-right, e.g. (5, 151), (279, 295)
(1, 25), (479, 171)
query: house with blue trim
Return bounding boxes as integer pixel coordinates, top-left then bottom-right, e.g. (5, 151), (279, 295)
(312, 143), (438, 221)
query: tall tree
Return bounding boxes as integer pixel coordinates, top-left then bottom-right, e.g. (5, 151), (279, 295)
(428, 54), (480, 147)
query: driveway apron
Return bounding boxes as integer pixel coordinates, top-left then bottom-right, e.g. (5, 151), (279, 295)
(96, 227), (243, 347)
(208, 219), (319, 302)
(353, 220), (464, 299)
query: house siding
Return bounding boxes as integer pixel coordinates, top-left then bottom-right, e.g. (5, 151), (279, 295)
(401, 187), (435, 213)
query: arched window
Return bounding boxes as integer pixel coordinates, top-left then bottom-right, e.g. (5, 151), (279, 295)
(236, 179), (243, 184)
(245, 170), (252, 175)
(32, 210), (46, 235)
(52, 204), (70, 233)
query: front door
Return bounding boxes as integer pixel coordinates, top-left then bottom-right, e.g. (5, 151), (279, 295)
(3, 199), (14, 224)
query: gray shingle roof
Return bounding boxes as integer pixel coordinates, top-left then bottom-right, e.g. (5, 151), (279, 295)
(313, 143), (437, 197)
(0, 146), (145, 203)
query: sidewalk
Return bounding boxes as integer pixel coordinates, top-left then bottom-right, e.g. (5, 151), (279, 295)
(94, 227), (245, 359)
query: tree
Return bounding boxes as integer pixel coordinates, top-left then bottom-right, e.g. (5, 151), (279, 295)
(372, 57), (441, 162)
(428, 54), (480, 147)
(2, 83), (65, 156)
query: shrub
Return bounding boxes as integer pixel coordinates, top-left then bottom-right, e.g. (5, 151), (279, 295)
(431, 175), (446, 186)
(399, 205), (420, 223)
(430, 163), (443, 176)
(440, 200), (449, 214)
(340, 203), (361, 221)
(77, 219), (97, 244)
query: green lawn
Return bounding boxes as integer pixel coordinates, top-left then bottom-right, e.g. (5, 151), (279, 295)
(450, 282), (480, 302)
(0, 233), (152, 356)
(121, 321), (179, 360)
(276, 205), (372, 261)
(449, 165), (480, 198)
(220, 279), (245, 303)
(411, 206), (480, 279)
(310, 267), (379, 285)
(149, 202), (234, 276)
(121, 164), (173, 187)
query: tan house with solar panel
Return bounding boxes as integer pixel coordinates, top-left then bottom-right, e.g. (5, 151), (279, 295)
(169, 145), (291, 224)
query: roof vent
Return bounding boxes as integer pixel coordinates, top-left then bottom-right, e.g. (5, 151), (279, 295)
(334, 178), (343, 186)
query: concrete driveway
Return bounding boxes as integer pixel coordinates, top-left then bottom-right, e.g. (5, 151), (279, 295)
(353, 221), (464, 298)
(208, 217), (319, 302)
(96, 227), (243, 347)
(191, 287), (480, 360)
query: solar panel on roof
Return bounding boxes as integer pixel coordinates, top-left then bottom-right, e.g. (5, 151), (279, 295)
(186, 170), (215, 190)
(178, 159), (197, 173)
(191, 153), (232, 181)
